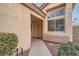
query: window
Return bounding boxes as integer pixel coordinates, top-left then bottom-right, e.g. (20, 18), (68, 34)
(48, 7), (65, 32)
(47, 7), (65, 18)
(48, 18), (65, 31)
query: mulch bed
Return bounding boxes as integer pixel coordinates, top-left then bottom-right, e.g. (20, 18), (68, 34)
(44, 41), (60, 56)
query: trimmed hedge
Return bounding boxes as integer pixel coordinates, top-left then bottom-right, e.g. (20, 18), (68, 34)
(0, 32), (18, 56)
(58, 42), (79, 56)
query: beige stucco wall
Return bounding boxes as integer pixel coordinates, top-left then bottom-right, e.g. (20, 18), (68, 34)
(65, 3), (73, 42)
(43, 3), (73, 42)
(0, 4), (31, 51)
(73, 26), (79, 43)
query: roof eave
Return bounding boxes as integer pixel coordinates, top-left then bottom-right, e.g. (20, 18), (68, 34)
(40, 3), (49, 10)
(21, 3), (46, 18)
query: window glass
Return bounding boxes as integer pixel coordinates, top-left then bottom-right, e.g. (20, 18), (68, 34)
(48, 20), (54, 31)
(55, 11), (59, 16)
(56, 19), (65, 31)
(60, 8), (65, 16)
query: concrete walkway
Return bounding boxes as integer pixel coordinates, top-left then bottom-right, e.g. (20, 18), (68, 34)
(29, 39), (52, 56)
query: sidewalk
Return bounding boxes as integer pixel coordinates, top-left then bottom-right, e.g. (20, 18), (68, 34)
(29, 39), (52, 56)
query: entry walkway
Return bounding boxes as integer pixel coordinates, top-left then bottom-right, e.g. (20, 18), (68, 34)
(29, 39), (52, 56)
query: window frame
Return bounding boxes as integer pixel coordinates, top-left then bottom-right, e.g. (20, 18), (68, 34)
(48, 16), (65, 32)
(47, 7), (65, 18)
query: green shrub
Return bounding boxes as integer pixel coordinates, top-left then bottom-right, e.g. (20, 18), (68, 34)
(58, 42), (79, 56)
(0, 32), (18, 56)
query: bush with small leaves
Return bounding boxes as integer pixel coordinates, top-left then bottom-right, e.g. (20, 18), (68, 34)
(0, 32), (18, 56)
(58, 42), (79, 56)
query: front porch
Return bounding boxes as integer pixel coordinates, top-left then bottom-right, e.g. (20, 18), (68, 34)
(31, 14), (43, 39)
(28, 14), (52, 56)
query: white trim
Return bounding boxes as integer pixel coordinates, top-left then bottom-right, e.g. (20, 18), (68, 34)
(48, 15), (65, 20)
